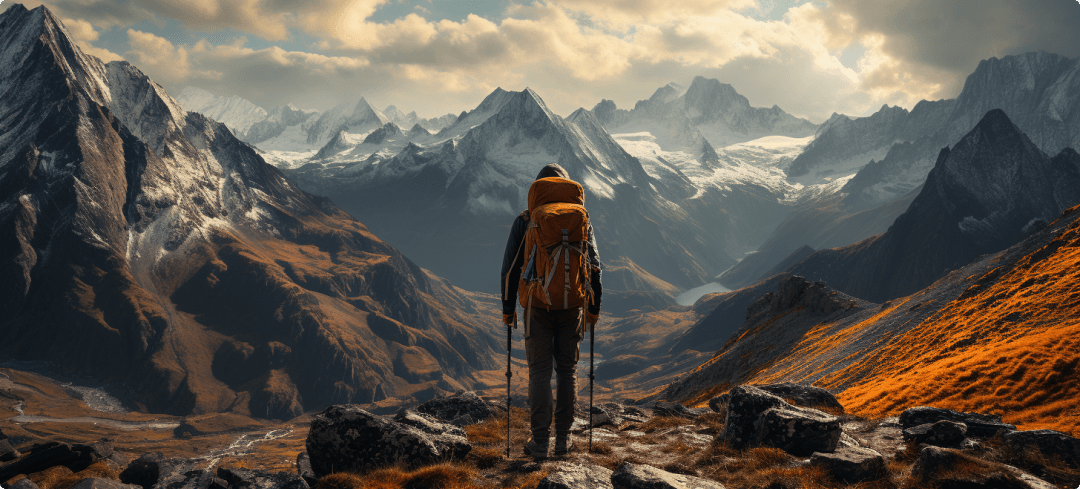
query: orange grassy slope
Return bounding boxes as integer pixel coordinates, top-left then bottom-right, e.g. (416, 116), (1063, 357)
(669, 205), (1080, 436)
(828, 208), (1080, 434)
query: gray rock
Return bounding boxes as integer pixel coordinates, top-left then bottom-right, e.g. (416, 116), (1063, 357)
(718, 385), (786, 449)
(899, 406), (1014, 437)
(119, 452), (210, 489)
(0, 440), (111, 481)
(1003, 429), (1080, 469)
(305, 404), (470, 475)
(911, 446), (1055, 489)
(588, 403), (649, 428)
(707, 394), (727, 413)
(10, 479), (42, 489)
(0, 437), (19, 462)
(393, 409), (467, 437)
(610, 463), (725, 489)
(295, 452), (316, 487)
(217, 466), (309, 489)
(67, 479), (143, 489)
(755, 405), (840, 456)
(653, 401), (695, 419)
(536, 462), (614, 489)
(415, 391), (500, 426)
(756, 383), (843, 414)
(810, 446), (885, 483)
(902, 420), (967, 447)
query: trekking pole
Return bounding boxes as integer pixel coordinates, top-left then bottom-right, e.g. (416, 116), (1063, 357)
(589, 319), (595, 454)
(505, 322), (513, 458)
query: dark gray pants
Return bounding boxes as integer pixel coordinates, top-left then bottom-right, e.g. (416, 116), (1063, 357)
(525, 307), (582, 444)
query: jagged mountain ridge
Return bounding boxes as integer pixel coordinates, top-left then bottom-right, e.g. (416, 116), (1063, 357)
(0, 4), (501, 419)
(782, 109), (1080, 303)
(285, 86), (803, 296)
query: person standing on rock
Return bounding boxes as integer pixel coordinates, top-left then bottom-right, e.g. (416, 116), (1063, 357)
(501, 163), (603, 459)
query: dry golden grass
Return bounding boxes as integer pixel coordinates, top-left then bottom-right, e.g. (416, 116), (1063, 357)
(638, 416), (687, 434)
(314, 464), (481, 489)
(27, 465), (75, 489)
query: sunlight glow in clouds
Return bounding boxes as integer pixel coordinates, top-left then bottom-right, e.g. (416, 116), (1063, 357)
(7, 0), (1080, 121)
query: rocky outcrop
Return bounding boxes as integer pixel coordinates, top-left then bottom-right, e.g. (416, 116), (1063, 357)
(810, 446), (885, 483)
(294, 452), (316, 487)
(1003, 429), (1080, 470)
(0, 441), (113, 482)
(537, 462), (614, 489)
(216, 466), (308, 489)
(747, 276), (858, 320)
(415, 391), (501, 427)
(305, 405), (470, 475)
(610, 462), (725, 489)
(899, 406), (1015, 438)
(755, 383), (843, 414)
(718, 385), (841, 456)
(652, 401), (695, 419)
(120, 453), (208, 489)
(0, 438), (19, 462)
(911, 446), (1055, 489)
(902, 420), (969, 447)
(589, 403), (649, 428)
(68, 479), (143, 489)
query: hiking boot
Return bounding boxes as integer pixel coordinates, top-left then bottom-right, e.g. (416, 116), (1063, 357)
(553, 437), (574, 457)
(523, 438), (548, 460)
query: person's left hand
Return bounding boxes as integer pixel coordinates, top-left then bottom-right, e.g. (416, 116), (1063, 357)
(585, 309), (599, 329)
(503, 312), (517, 329)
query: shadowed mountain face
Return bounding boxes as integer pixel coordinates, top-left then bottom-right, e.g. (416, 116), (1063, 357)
(0, 5), (500, 420)
(782, 109), (1080, 304)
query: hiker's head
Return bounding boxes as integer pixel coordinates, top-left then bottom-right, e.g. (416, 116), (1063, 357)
(536, 163), (569, 181)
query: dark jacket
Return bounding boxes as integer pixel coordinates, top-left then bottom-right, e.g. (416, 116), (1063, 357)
(501, 211), (602, 316)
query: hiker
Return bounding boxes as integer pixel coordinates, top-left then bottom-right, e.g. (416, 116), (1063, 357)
(500, 163), (603, 459)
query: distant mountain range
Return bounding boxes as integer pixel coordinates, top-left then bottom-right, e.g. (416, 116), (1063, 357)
(0, 4), (501, 419)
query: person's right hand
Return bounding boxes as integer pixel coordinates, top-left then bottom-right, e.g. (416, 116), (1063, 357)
(503, 312), (517, 329)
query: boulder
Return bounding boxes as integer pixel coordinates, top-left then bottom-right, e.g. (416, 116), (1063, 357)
(536, 462), (614, 489)
(719, 385), (786, 448)
(707, 395), (728, 413)
(393, 409), (467, 437)
(10, 479), (42, 489)
(653, 401), (695, 419)
(67, 479), (143, 489)
(610, 462), (725, 489)
(0, 440), (111, 481)
(911, 446), (1055, 489)
(1003, 429), (1080, 469)
(902, 420), (968, 447)
(899, 406), (1014, 437)
(809, 446), (885, 483)
(755, 405), (841, 456)
(216, 466), (309, 489)
(119, 452), (210, 489)
(756, 383), (843, 414)
(295, 452), (316, 487)
(305, 404), (470, 475)
(719, 385), (840, 456)
(0, 437), (19, 462)
(415, 391), (500, 426)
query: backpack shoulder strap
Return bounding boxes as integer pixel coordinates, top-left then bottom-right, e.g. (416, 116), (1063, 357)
(519, 209), (530, 221)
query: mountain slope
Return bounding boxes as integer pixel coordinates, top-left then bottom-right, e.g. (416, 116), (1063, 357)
(0, 4), (500, 419)
(783, 109), (1080, 303)
(662, 202), (1080, 435)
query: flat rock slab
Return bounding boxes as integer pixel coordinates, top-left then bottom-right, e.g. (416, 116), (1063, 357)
(10, 479), (42, 489)
(611, 462), (725, 489)
(536, 462), (614, 489)
(810, 446), (885, 483)
(120, 453), (210, 489)
(902, 420), (967, 447)
(899, 406), (1014, 438)
(755, 405), (840, 456)
(305, 404), (470, 475)
(757, 383), (843, 414)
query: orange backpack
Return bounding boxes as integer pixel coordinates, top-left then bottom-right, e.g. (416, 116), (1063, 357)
(517, 177), (596, 317)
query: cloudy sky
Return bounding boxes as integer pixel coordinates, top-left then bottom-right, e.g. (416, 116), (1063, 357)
(5, 0), (1080, 122)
